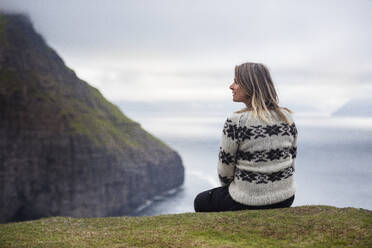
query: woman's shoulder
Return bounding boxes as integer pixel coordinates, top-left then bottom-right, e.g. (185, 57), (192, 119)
(279, 107), (293, 115)
(227, 109), (250, 121)
(278, 107), (295, 124)
(226, 110), (252, 127)
(228, 107), (295, 126)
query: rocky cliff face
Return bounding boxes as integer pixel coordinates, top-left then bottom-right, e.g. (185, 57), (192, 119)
(0, 13), (184, 223)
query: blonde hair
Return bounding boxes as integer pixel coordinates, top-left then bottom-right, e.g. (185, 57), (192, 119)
(234, 62), (292, 124)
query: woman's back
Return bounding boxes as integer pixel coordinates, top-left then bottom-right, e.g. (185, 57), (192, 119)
(218, 108), (297, 206)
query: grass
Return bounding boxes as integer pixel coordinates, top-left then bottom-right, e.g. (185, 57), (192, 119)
(0, 205), (371, 248)
(0, 66), (171, 151)
(0, 14), (6, 44)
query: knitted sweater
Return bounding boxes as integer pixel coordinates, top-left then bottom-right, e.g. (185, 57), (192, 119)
(217, 109), (297, 206)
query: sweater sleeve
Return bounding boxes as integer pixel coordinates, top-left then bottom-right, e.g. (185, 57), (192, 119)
(291, 121), (298, 169)
(217, 114), (241, 186)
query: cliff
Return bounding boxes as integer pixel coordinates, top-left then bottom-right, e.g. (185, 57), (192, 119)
(0, 205), (371, 247)
(0, 12), (184, 223)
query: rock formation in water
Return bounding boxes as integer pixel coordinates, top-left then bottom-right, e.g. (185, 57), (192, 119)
(0, 12), (184, 223)
(332, 97), (372, 117)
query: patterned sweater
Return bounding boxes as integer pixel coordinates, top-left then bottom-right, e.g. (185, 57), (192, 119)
(217, 109), (297, 206)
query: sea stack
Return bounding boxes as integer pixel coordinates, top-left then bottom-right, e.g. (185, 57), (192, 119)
(0, 12), (184, 223)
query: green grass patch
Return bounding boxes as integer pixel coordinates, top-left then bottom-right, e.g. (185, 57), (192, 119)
(0, 66), (170, 151)
(0, 205), (371, 248)
(0, 13), (6, 44)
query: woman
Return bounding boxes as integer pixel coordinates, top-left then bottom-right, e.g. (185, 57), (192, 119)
(194, 62), (298, 212)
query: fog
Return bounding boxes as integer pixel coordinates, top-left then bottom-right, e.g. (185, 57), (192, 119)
(1, 0), (371, 117)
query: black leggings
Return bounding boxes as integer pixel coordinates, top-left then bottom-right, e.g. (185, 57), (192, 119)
(194, 185), (295, 212)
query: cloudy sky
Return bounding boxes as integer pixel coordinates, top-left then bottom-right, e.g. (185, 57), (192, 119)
(1, 0), (372, 136)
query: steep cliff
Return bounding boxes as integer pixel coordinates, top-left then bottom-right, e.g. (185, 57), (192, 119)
(0, 12), (184, 223)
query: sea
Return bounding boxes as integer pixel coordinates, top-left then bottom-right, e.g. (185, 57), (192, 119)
(126, 114), (372, 216)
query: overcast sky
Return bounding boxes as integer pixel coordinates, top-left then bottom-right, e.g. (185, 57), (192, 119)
(1, 0), (372, 120)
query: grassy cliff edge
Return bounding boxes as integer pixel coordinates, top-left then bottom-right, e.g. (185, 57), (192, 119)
(1, 205), (371, 248)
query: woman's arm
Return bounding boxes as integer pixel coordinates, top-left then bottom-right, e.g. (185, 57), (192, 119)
(291, 122), (298, 169)
(217, 114), (240, 186)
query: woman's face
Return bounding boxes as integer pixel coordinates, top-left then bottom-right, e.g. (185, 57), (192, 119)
(229, 78), (249, 103)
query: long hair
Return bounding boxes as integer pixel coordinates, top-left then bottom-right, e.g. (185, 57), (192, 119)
(234, 62), (292, 124)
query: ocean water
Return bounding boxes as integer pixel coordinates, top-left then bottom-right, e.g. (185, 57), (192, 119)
(129, 116), (372, 216)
